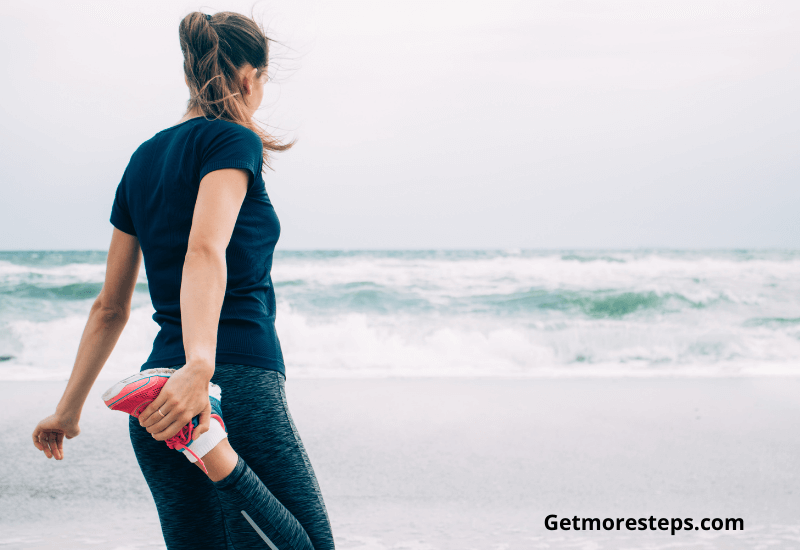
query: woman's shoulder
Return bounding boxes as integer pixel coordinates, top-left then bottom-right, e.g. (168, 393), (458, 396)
(194, 118), (262, 149)
(126, 118), (263, 172)
(151, 116), (256, 143)
(125, 132), (161, 172)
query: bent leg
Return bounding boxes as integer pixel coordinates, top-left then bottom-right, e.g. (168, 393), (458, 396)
(213, 455), (315, 549)
(129, 416), (231, 550)
(213, 366), (335, 550)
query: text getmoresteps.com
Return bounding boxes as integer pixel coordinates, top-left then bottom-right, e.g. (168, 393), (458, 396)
(545, 515), (744, 536)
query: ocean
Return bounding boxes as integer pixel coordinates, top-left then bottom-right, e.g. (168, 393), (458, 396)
(1, 249), (799, 380)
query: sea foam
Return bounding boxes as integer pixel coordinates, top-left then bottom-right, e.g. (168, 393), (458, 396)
(1, 250), (799, 380)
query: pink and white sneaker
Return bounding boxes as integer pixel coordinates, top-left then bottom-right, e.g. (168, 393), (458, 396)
(102, 368), (175, 418)
(102, 368), (227, 473)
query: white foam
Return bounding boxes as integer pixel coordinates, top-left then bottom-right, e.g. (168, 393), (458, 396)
(273, 305), (800, 378)
(1, 306), (158, 381)
(3, 252), (800, 380)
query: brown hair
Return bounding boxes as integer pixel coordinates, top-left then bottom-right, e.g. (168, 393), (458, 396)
(179, 11), (292, 167)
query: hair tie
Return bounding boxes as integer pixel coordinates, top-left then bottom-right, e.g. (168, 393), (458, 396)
(205, 13), (212, 21)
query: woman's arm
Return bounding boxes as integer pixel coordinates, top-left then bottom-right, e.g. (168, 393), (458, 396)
(32, 228), (142, 460)
(138, 168), (249, 442)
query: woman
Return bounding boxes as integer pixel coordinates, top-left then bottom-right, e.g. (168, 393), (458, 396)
(31, 11), (334, 550)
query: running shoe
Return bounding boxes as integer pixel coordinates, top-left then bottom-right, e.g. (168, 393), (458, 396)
(102, 368), (227, 473)
(102, 368), (175, 418)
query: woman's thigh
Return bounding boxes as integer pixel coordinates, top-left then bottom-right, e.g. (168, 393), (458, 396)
(129, 416), (231, 550)
(212, 365), (334, 550)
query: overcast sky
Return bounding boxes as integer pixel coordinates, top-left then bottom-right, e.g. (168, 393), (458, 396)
(1, 0), (798, 250)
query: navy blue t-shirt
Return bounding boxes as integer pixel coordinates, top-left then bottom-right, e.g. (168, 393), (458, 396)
(110, 116), (284, 375)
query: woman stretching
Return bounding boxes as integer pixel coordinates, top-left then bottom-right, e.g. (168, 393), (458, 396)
(31, 11), (335, 550)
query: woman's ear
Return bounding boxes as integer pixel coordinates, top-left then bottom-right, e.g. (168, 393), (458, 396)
(241, 66), (258, 96)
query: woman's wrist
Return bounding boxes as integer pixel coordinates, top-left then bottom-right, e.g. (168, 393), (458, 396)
(54, 403), (82, 424)
(183, 357), (215, 380)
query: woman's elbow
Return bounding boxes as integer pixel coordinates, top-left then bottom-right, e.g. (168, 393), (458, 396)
(185, 243), (227, 265)
(92, 298), (130, 326)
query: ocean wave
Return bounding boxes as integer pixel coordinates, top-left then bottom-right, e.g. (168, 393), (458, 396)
(0, 282), (149, 300)
(276, 281), (735, 318)
(2, 250), (800, 379)
(0, 282), (105, 300)
(464, 289), (727, 318)
(743, 317), (800, 327)
(2, 301), (800, 380)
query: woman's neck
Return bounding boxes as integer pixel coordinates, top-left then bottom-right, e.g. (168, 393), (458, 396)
(178, 107), (204, 124)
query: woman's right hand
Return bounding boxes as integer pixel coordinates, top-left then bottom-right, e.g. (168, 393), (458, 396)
(32, 413), (81, 460)
(138, 363), (213, 442)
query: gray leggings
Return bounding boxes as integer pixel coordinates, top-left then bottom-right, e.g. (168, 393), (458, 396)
(129, 364), (335, 549)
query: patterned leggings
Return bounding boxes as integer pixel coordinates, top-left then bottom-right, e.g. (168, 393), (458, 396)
(129, 364), (335, 549)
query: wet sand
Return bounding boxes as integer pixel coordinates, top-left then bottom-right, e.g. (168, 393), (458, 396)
(2, 377), (799, 549)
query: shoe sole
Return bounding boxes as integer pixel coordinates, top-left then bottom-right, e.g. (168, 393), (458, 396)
(102, 368), (177, 415)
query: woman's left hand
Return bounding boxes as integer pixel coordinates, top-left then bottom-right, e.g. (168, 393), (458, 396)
(32, 414), (81, 460)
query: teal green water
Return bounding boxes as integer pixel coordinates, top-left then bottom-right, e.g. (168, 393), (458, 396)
(1, 250), (799, 378)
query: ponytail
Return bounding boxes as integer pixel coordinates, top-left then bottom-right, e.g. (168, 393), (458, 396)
(179, 12), (292, 168)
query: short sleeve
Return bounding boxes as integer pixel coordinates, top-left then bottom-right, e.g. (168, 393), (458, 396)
(198, 122), (263, 190)
(110, 169), (137, 236)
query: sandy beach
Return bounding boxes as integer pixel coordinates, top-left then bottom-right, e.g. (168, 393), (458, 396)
(2, 376), (799, 549)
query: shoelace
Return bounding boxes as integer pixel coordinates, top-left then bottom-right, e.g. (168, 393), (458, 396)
(165, 422), (208, 474)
